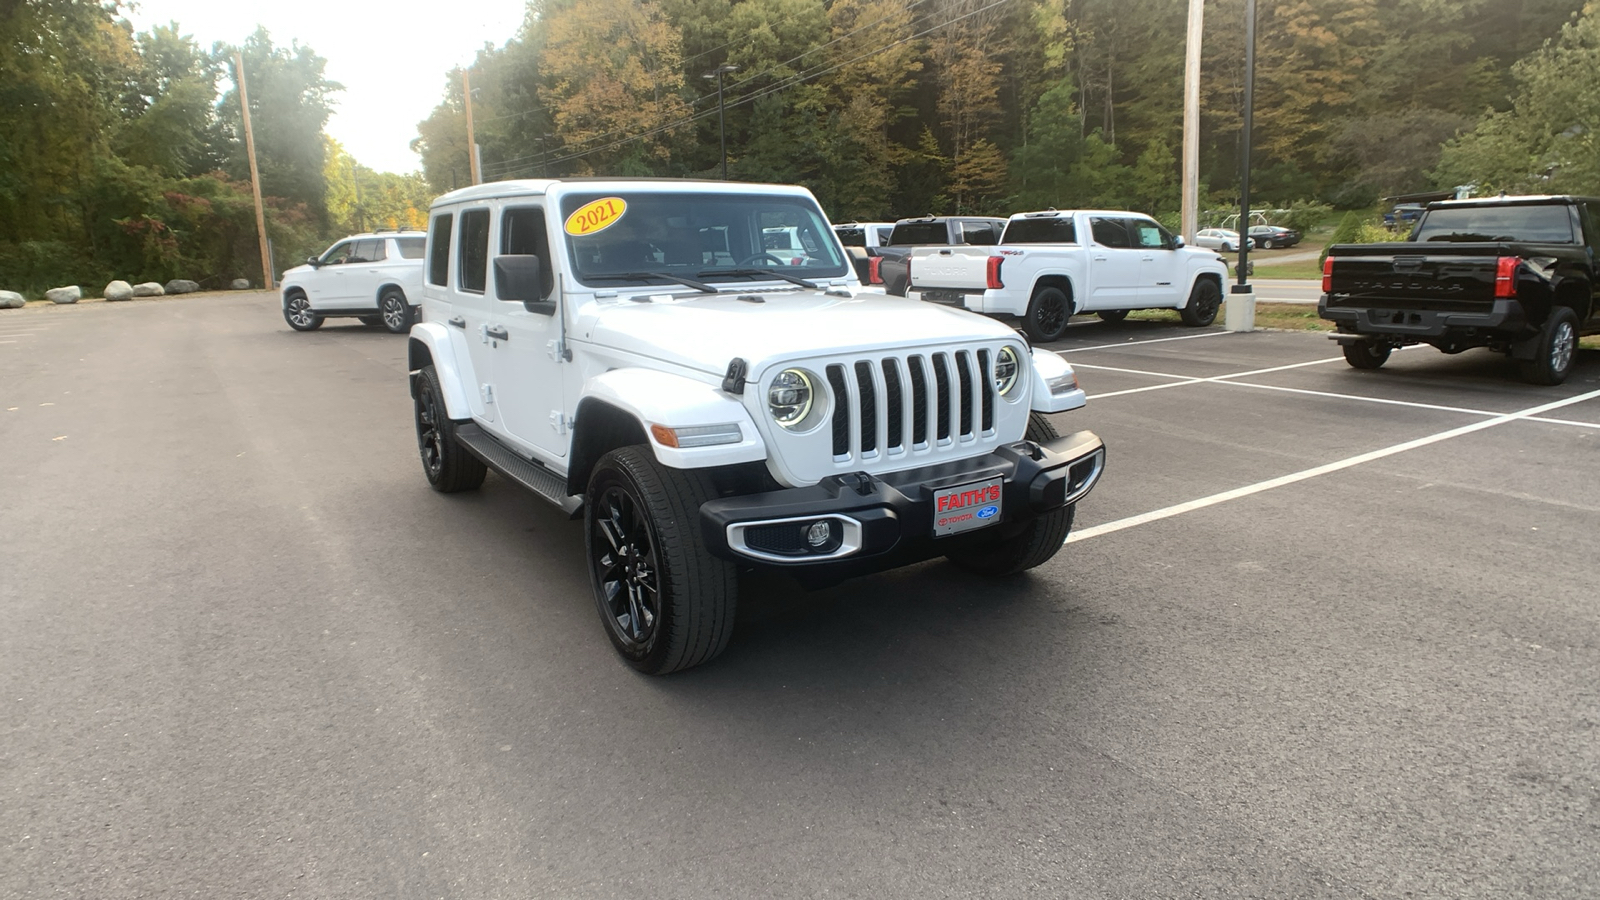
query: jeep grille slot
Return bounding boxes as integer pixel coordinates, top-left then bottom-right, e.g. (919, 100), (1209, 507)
(908, 355), (929, 446)
(932, 352), (952, 442)
(976, 349), (994, 432)
(881, 359), (904, 450)
(954, 350), (975, 438)
(826, 365), (850, 457)
(854, 361), (878, 455)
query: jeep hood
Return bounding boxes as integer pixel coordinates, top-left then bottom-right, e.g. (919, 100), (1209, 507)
(581, 290), (1021, 375)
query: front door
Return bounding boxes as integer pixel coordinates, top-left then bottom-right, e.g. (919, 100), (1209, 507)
(1130, 218), (1185, 305)
(308, 240), (356, 307)
(1087, 217), (1140, 309)
(340, 238), (387, 308)
(488, 205), (567, 461)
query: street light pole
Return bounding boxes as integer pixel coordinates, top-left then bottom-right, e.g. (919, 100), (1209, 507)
(1181, 0), (1203, 243)
(1226, 0), (1258, 332)
(702, 64), (738, 180)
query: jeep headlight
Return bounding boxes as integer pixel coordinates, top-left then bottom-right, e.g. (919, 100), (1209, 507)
(769, 368), (815, 428)
(994, 346), (1021, 396)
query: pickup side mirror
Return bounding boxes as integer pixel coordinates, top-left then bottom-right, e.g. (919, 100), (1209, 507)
(1170, 235), (1185, 250)
(494, 255), (554, 315)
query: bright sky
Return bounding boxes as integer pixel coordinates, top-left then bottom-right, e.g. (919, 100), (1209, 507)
(126, 0), (529, 174)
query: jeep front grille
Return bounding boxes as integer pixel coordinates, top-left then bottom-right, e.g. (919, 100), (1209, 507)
(824, 350), (995, 462)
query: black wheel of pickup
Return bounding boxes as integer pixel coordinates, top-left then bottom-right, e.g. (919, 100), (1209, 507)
(1520, 306), (1579, 385)
(1179, 278), (1222, 327)
(585, 447), (736, 674)
(1024, 287), (1072, 342)
(1342, 340), (1391, 370)
(944, 413), (1075, 577)
(414, 365), (487, 493)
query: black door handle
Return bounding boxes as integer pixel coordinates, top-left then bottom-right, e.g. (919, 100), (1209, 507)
(447, 316), (466, 328)
(485, 325), (509, 341)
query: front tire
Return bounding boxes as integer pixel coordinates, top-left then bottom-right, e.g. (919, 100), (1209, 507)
(414, 365), (487, 492)
(380, 289), (413, 334)
(1179, 278), (1222, 327)
(944, 413), (1075, 577)
(1520, 306), (1579, 385)
(1261, 238), (1275, 250)
(1024, 286), (1072, 342)
(1342, 340), (1391, 370)
(585, 447), (737, 674)
(283, 291), (322, 331)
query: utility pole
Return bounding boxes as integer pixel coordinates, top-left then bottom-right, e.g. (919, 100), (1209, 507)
(1181, 0), (1203, 243)
(462, 69), (481, 185)
(703, 64), (738, 180)
(1226, 0), (1258, 332)
(234, 51), (273, 290)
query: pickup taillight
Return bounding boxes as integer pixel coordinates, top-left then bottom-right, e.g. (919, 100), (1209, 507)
(867, 257), (882, 284)
(986, 256), (1004, 290)
(1322, 256), (1333, 293)
(1494, 256), (1519, 299)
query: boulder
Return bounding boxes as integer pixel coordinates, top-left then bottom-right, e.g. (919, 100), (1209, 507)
(164, 279), (199, 295)
(46, 286), (82, 304)
(230, 278), (251, 290)
(131, 282), (164, 297)
(104, 280), (134, 301)
(0, 290), (24, 309)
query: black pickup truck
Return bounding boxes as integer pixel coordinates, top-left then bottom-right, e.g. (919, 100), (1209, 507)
(872, 215), (1006, 296)
(1319, 195), (1599, 384)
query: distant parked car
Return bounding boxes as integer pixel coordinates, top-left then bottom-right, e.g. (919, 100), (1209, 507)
(280, 229), (426, 333)
(1194, 228), (1254, 252)
(1382, 204), (1427, 230)
(1247, 224), (1301, 249)
(833, 222), (894, 248)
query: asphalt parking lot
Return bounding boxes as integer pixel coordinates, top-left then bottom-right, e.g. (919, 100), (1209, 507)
(3, 293), (1597, 898)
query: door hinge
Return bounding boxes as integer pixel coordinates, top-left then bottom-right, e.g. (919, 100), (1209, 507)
(481, 384), (495, 405)
(550, 411), (572, 434)
(547, 339), (571, 362)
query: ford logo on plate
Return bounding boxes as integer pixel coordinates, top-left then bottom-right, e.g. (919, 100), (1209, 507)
(976, 505), (999, 519)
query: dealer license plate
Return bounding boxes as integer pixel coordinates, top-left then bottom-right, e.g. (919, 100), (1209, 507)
(933, 477), (1004, 536)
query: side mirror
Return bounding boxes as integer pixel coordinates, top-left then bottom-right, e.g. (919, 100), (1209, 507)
(1170, 236), (1185, 250)
(306, 256), (323, 268)
(494, 255), (554, 314)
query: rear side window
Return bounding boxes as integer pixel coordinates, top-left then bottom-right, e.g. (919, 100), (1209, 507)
(396, 237), (425, 259)
(500, 206), (553, 300)
(962, 222), (998, 245)
(889, 222), (949, 246)
(349, 239), (384, 262)
(458, 208), (490, 293)
(1090, 217), (1132, 248)
(1412, 205), (1576, 243)
(1003, 218), (1077, 244)
(428, 214), (452, 285)
(836, 228), (866, 247)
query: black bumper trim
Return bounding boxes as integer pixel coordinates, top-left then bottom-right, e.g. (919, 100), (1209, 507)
(1319, 296), (1527, 338)
(699, 430), (1105, 567)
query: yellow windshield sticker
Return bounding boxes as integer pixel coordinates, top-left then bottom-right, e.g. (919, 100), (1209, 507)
(564, 197), (627, 236)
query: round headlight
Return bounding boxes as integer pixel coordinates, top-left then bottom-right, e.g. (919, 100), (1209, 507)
(994, 346), (1021, 396)
(769, 369), (814, 428)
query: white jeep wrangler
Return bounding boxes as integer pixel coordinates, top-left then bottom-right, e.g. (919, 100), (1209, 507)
(407, 179), (1106, 674)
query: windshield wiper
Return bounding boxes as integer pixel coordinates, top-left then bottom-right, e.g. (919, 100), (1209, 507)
(587, 271), (718, 293)
(697, 267), (818, 289)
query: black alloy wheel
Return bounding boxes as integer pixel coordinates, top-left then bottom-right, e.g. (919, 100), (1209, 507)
(413, 365), (486, 492)
(590, 485), (662, 650)
(381, 289), (411, 333)
(283, 292), (322, 331)
(1025, 286), (1071, 342)
(1179, 278), (1222, 327)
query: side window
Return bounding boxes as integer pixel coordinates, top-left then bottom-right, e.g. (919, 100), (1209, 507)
(962, 222), (997, 246)
(396, 237), (425, 259)
(427, 214), (452, 286)
(499, 206), (554, 300)
(368, 239), (387, 262)
(1131, 219), (1168, 249)
(458, 208), (490, 294)
(322, 241), (354, 265)
(348, 239), (383, 263)
(1090, 217), (1132, 249)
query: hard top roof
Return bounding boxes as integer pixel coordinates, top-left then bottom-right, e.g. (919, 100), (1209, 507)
(430, 177), (819, 209)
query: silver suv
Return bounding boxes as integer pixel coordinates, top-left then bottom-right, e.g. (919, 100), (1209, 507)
(280, 229), (426, 333)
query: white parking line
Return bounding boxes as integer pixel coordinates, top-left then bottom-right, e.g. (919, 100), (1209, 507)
(1081, 355), (1350, 400)
(1067, 387), (1600, 544)
(1057, 330), (1231, 354)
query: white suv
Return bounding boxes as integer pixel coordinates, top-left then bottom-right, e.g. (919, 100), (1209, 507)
(407, 179), (1106, 674)
(280, 230), (426, 333)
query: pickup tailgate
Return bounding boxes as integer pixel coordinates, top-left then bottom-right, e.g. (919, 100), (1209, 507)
(1326, 242), (1504, 311)
(909, 246), (994, 291)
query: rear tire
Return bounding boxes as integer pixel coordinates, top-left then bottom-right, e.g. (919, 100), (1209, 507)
(1179, 278), (1222, 327)
(1024, 286), (1072, 342)
(414, 365), (487, 492)
(1342, 340), (1391, 370)
(1097, 309), (1129, 323)
(380, 289), (413, 334)
(1519, 306), (1579, 385)
(585, 447), (737, 674)
(943, 413), (1074, 577)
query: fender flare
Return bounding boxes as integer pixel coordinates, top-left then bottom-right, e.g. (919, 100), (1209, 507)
(1028, 348), (1087, 413)
(1181, 268), (1226, 307)
(578, 368), (768, 472)
(407, 322), (473, 420)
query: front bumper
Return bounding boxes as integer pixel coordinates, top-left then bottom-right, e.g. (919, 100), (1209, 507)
(1319, 296), (1527, 340)
(700, 430), (1105, 570)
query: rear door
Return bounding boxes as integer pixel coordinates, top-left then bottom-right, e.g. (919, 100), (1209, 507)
(342, 239), (386, 308)
(1087, 217), (1140, 308)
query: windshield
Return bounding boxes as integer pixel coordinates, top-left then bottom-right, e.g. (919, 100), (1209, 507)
(1412, 205), (1575, 243)
(558, 191), (848, 287)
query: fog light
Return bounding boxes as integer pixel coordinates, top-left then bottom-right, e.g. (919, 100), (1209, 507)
(805, 521), (833, 548)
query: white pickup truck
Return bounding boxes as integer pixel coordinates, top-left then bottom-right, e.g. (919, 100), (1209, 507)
(907, 210), (1230, 342)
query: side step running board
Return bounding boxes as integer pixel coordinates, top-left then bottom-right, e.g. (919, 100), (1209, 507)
(454, 422), (583, 516)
